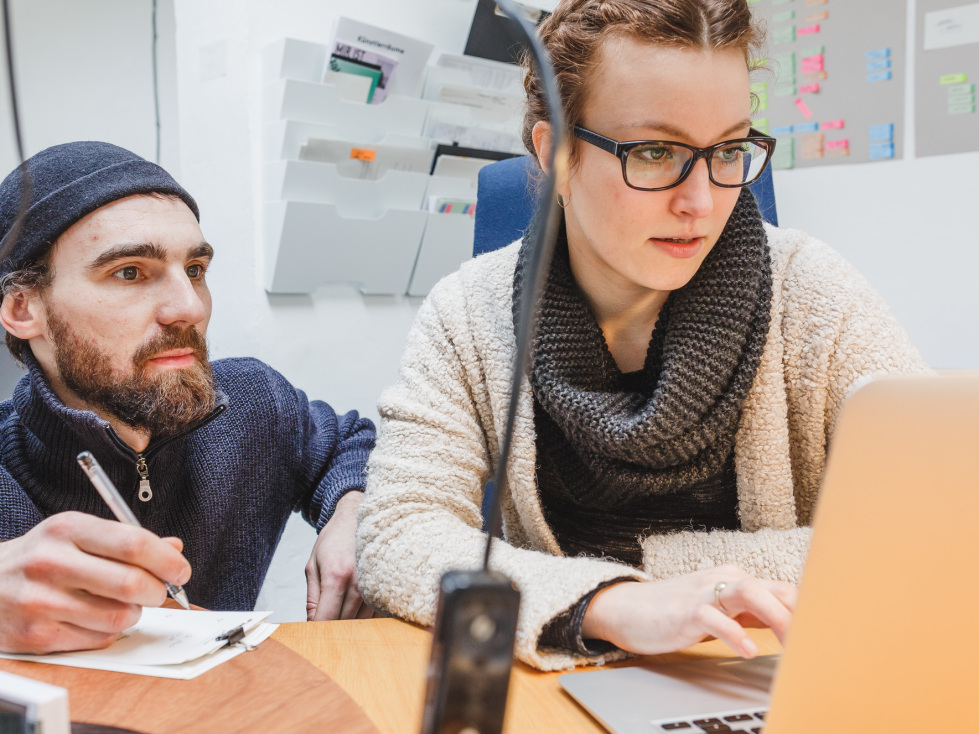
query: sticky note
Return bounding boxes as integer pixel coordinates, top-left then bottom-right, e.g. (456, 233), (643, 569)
(773, 10), (795, 22)
(756, 98), (768, 111)
(869, 142), (895, 160)
(775, 84), (797, 97)
(946, 83), (974, 95)
(806, 10), (829, 22)
(772, 138), (795, 170)
(773, 0), (793, 5)
(866, 59), (891, 72)
(867, 71), (892, 83)
(750, 82), (769, 93)
(805, 0), (828, 5)
(795, 121), (820, 133)
(948, 92), (976, 106)
(822, 119), (845, 130)
(940, 73), (968, 85)
(803, 71), (828, 81)
(866, 48), (890, 60)
(868, 123), (894, 141)
(795, 97), (814, 119)
(801, 46), (825, 56)
(774, 26), (796, 44)
(799, 82), (820, 94)
(753, 118), (769, 129)
(824, 138), (849, 150)
(801, 59), (824, 73)
(825, 139), (849, 157)
(773, 52), (795, 69)
(349, 148), (376, 161)
(800, 133), (824, 159)
(797, 24), (821, 36)
(772, 125), (795, 136)
(949, 103), (976, 114)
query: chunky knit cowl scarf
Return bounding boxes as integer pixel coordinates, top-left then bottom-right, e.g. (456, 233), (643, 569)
(513, 188), (773, 562)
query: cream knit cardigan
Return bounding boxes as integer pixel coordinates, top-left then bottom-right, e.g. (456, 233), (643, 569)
(357, 225), (929, 671)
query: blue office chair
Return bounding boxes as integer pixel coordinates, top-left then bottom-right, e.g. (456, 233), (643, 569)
(473, 155), (778, 257)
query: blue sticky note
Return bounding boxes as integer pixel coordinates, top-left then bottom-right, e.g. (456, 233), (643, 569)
(868, 123), (894, 142)
(869, 142), (895, 160)
(866, 48), (890, 60)
(771, 125), (795, 136)
(867, 71), (893, 83)
(795, 122), (820, 133)
(866, 59), (891, 72)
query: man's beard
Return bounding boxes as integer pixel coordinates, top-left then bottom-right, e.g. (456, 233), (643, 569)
(46, 311), (216, 439)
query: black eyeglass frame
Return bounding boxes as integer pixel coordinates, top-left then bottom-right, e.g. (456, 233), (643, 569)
(572, 125), (778, 192)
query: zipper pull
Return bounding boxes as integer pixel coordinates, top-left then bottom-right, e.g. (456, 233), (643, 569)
(136, 454), (153, 502)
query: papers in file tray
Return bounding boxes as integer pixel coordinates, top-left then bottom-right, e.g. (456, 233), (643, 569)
(300, 138), (435, 179)
(0, 609), (277, 680)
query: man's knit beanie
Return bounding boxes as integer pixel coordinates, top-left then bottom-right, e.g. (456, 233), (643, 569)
(0, 141), (200, 283)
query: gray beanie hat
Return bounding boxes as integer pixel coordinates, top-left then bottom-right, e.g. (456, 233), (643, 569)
(0, 141), (200, 282)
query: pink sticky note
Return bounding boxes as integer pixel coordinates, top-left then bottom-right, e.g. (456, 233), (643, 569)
(799, 82), (821, 94)
(801, 53), (824, 65)
(822, 119), (845, 129)
(800, 58), (825, 72)
(795, 97), (814, 118)
(797, 24), (821, 35)
(824, 138), (849, 149)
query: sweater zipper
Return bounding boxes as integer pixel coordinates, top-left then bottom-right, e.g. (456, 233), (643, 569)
(136, 453), (152, 502)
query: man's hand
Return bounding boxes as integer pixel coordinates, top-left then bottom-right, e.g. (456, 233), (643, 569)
(0, 511), (192, 654)
(582, 565), (797, 659)
(305, 491), (374, 621)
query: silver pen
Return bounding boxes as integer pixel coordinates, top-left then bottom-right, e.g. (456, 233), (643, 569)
(76, 451), (190, 610)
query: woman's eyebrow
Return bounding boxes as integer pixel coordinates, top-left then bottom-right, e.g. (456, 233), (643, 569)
(627, 118), (754, 141)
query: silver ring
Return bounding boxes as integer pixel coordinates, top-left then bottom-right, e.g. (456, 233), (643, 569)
(714, 582), (731, 615)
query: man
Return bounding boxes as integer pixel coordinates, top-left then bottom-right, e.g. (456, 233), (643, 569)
(0, 141), (375, 654)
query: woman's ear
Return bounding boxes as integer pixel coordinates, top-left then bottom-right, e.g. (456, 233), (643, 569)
(532, 120), (572, 201)
(0, 290), (45, 342)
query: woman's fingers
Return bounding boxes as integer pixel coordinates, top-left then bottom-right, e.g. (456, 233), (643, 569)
(692, 603), (758, 658)
(716, 578), (795, 645)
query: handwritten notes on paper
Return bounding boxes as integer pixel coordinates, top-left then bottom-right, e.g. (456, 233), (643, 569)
(0, 609), (277, 679)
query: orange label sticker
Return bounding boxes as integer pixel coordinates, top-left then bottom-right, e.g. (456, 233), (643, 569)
(350, 148), (376, 162)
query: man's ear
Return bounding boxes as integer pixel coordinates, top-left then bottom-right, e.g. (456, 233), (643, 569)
(0, 290), (45, 341)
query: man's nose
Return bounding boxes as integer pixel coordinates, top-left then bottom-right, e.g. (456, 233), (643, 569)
(157, 270), (207, 326)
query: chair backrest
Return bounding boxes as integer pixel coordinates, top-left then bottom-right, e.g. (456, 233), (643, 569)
(473, 155), (778, 257)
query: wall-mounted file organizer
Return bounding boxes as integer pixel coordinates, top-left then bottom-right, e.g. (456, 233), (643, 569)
(261, 37), (522, 296)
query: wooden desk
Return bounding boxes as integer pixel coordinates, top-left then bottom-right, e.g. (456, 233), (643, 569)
(274, 619), (782, 734)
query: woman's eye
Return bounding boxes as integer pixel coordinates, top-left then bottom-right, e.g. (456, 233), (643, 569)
(716, 145), (747, 165)
(113, 266), (140, 281)
(635, 145), (671, 162)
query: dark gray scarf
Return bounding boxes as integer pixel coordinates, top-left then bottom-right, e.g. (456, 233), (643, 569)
(514, 188), (773, 516)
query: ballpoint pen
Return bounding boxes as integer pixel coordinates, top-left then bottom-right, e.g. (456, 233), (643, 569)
(76, 451), (190, 610)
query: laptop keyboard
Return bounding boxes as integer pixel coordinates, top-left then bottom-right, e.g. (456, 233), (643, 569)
(654, 710), (767, 732)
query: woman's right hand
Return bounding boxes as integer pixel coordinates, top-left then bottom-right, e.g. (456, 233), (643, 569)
(580, 565), (797, 658)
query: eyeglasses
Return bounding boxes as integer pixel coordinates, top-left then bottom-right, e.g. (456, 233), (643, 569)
(572, 125), (777, 192)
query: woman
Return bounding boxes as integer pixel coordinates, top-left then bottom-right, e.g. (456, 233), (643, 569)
(357, 0), (928, 671)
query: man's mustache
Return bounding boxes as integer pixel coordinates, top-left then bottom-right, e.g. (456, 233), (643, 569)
(131, 327), (208, 371)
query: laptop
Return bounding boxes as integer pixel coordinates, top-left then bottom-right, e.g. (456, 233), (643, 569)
(559, 373), (979, 733)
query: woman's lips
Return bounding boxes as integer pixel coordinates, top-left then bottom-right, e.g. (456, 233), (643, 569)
(649, 236), (706, 259)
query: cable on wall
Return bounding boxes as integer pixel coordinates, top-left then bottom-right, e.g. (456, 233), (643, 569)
(151, 0), (161, 165)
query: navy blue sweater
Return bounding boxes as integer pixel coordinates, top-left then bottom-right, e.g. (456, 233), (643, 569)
(0, 356), (375, 611)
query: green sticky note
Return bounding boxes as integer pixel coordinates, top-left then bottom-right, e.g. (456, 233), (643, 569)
(801, 46), (825, 57)
(773, 52), (795, 70)
(774, 84), (797, 97)
(940, 73), (968, 85)
(773, 26), (796, 44)
(948, 92), (976, 106)
(750, 57), (768, 69)
(773, 0), (793, 5)
(949, 103), (976, 114)
(773, 10), (795, 22)
(754, 118), (769, 129)
(751, 82), (769, 93)
(946, 83), (974, 95)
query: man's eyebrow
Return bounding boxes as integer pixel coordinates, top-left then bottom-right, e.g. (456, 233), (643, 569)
(191, 242), (215, 261)
(87, 243), (169, 272)
(86, 241), (214, 272)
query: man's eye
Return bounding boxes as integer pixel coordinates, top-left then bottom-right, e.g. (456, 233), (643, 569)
(113, 266), (140, 281)
(187, 264), (204, 279)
